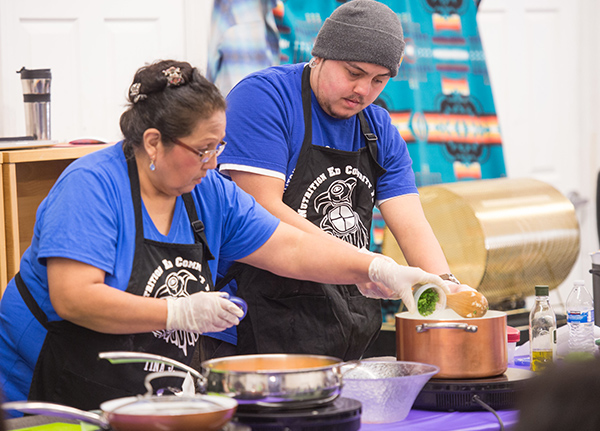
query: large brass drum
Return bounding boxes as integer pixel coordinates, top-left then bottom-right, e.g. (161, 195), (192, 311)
(383, 178), (580, 305)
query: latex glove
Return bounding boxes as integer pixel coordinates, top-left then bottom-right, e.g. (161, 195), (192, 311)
(443, 281), (477, 294)
(366, 256), (448, 314)
(356, 250), (400, 299)
(166, 291), (245, 334)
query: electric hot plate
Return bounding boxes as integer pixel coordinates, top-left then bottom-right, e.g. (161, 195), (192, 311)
(412, 367), (535, 412)
(234, 397), (362, 431)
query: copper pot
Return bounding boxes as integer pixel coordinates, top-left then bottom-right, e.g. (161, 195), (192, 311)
(396, 310), (507, 379)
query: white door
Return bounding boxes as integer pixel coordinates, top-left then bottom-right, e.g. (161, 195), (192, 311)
(0, 0), (206, 143)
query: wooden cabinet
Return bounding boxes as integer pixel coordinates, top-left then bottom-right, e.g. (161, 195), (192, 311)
(1, 144), (107, 296)
(0, 157), (6, 290)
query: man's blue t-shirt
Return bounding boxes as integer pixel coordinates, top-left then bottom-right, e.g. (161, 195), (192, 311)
(219, 62), (418, 201)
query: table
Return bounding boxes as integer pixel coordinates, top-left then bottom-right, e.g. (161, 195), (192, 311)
(4, 409), (519, 430)
(363, 408), (518, 430)
(0, 144), (108, 296)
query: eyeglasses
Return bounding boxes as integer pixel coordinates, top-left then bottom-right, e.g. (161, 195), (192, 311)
(172, 138), (227, 163)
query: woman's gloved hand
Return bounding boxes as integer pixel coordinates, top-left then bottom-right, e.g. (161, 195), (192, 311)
(363, 255), (448, 314)
(166, 291), (245, 334)
(356, 251), (402, 299)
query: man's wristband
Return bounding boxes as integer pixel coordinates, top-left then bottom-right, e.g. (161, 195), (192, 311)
(440, 273), (460, 284)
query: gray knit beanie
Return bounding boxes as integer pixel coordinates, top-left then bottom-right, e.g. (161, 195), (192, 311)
(311, 0), (405, 77)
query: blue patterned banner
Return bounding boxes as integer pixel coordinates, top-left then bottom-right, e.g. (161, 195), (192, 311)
(275, 0), (506, 186)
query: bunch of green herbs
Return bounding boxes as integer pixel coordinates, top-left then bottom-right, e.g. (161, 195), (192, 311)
(417, 288), (439, 316)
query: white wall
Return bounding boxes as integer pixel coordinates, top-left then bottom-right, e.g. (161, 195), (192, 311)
(477, 0), (600, 312)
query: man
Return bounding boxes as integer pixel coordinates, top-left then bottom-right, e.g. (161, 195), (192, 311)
(214, 0), (467, 360)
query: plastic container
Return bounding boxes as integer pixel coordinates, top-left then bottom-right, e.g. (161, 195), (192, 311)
(566, 279), (595, 356)
(340, 360), (439, 423)
(529, 285), (556, 373)
(413, 283), (447, 317)
(507, 326), (520, 365)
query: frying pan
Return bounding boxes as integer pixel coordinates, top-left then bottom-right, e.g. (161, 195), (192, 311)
(2, 371), (237, 431)
(100, 351), (349, 408)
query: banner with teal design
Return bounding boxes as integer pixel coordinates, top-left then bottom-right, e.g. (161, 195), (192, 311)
(275, 0), (506, 186)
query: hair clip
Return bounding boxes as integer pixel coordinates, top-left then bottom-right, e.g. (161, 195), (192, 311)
(129, 82), (147, 103)
(162, 66), (184, 87)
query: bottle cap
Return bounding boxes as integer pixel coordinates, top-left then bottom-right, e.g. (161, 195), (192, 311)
(507, 326), (520, 343)
(535, 285), (549, 296)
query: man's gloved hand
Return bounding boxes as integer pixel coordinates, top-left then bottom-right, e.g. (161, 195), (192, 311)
(166, 291), (245, 334)
(364, 255), (448, 314)
(443, 281), (477, 294)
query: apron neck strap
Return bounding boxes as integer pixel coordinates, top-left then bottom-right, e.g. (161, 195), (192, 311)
(301, 65), (313, 149)
(182, 193), (215, 261)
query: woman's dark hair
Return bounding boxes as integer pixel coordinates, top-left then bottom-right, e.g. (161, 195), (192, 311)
(119, 60), (226, 152)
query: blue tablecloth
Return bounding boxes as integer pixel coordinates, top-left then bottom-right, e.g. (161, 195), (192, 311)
(361, 408), (518, 430)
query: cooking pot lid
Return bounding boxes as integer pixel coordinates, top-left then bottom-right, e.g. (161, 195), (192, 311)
(102, 394), (237, 416)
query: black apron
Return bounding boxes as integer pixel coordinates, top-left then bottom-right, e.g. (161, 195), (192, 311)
(18, 151), (215, 410)
(225, 66), (386, 360)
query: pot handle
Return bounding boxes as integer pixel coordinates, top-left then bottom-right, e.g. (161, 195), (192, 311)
(416, 322), (478, 333)
(143, 370), (190, 396)
(1, 401), (109, 428)
(98, 351), (207, 394)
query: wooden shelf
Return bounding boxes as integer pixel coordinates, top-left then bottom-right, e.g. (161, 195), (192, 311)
(1, 144), (108, 296)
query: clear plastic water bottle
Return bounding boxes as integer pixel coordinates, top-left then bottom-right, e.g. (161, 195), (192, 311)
(529, 285), (557, 373)
(566, 279), (595, 356)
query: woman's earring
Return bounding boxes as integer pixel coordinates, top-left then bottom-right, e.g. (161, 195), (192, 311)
(309, 58), (318, 68)
(149, 160), (156, 171)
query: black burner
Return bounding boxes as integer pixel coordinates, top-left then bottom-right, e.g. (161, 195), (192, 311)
(234, 397), (362, 431)
(413, 367), (535, 412)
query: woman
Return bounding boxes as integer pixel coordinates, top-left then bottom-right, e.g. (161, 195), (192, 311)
(0, 60), (446, 413)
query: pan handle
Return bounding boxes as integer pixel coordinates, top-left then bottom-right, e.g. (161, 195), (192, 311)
(416, 322), (478, 333)
(99, 351), (204, 381)
(1, 401), (109, 428)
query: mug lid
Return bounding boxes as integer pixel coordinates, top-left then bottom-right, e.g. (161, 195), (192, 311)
(17, 67), (51, 79)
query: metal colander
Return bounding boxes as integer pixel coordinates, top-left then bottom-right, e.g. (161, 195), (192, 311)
(382, 178), (580, 305)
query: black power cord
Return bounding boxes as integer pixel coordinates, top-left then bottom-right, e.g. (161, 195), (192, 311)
(472, 395), (505, 431)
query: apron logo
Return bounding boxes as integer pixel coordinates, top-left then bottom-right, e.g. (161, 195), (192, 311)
(145, 259), (209, 355)
(314, 177), (369, 249)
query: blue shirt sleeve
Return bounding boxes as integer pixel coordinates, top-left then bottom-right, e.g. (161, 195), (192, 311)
(221, 66), (304, 176)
